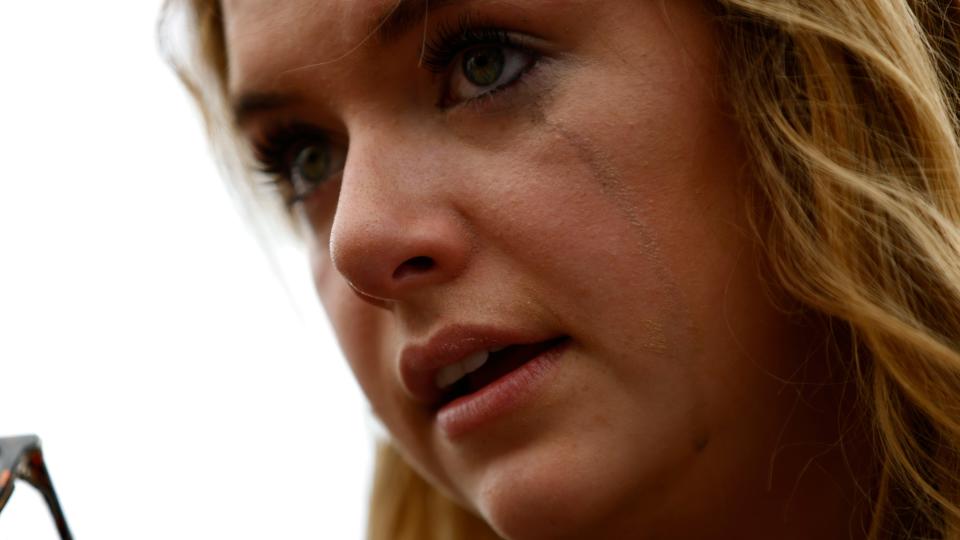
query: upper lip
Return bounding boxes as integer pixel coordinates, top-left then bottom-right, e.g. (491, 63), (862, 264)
(399, 324), (559, 408)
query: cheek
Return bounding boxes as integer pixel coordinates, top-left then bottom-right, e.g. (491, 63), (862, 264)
(310, 252), (388, 404)
(310, 250), (452, 480)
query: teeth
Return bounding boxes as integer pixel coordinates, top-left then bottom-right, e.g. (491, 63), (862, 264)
(462, 351), (488, 373)
(435, 363), (465, 389)
(434, 350), (490, 389)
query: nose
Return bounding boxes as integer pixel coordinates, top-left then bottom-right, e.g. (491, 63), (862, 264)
(328, 135), (472, 304)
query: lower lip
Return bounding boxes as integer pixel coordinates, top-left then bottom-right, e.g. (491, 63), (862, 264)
(436, 339), (570, 438)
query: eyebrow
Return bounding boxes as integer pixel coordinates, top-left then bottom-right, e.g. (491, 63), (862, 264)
(370, 0), (465, 43)
(230, 0), (466, 125)
(231, 92), (302, 126)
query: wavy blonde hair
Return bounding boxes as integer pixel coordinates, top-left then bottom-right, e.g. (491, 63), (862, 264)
(160, 1), (960, 538)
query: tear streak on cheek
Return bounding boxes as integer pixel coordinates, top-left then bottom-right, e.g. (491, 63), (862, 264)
(540, 116), (699, 358)
(543, 114), (716, 461)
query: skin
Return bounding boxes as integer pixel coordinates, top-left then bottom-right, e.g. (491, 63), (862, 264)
(223, 1), (871, 538)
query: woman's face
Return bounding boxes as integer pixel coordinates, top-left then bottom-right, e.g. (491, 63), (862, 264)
(224, 1), (854, 538)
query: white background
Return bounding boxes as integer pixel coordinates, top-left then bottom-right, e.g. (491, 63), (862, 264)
(0, 1), (373, 538)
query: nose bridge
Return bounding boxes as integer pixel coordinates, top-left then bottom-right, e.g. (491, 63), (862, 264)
(328, 122), (471, 303)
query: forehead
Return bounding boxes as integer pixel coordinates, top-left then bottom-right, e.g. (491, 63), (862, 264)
(222, 0), (393, 94)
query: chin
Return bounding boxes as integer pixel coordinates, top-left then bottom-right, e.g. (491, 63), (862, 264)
(469, 443), (638, 540)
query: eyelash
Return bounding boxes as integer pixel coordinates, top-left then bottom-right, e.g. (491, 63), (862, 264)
(422, 15), (519, 72)
(252, 121), (330, 206)
(422, 15), (539, 106)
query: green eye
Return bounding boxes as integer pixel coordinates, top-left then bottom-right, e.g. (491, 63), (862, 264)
(292, 144), (331, 192)
(445, 43), (536, 105)
(462, 46), (505, 87)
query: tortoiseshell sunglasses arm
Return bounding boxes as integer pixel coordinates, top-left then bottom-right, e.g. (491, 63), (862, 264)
(0, 435), (72, 540)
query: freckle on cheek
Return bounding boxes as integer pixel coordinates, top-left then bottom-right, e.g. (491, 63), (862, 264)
(693, 434), (710, 453)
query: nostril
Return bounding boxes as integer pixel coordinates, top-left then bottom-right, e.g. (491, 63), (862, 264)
(393, 256), (436, 281)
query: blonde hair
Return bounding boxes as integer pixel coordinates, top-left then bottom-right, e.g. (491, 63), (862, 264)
(160, 1), (960, 538)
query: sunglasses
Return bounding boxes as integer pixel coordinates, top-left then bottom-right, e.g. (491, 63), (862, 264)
(0, 435), (72, 539)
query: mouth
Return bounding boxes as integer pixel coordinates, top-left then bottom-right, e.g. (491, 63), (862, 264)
(399, 326), (571, 437)
(434, 336), (569, 410)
